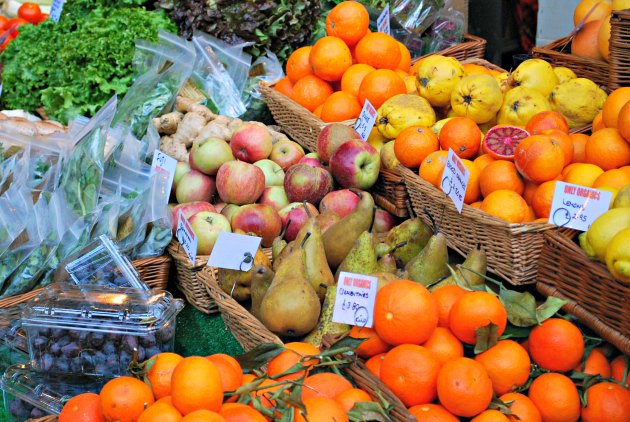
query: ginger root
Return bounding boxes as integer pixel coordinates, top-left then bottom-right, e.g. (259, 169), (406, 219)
(171, 112), (206, 148)
(175, 96), (216, 122)
(160, 136), (189, 162)
(153, 112), (183, 135)
(195, 122), (232, 143)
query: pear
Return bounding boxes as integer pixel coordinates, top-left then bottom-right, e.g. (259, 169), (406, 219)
(335, 207), (379, 280)
(298, 206), (335, 299)
(250, 265), (275, 319)
(322, 190), (375, 269)
(404, 232), (449, 286)
(613, 185), (630, 208)
(370, 272), (398, 291)
(377, 241), (407, 273)
(429, 245), (487, 291)
(271, 219), (291, 263)
(217, 248), (271, 301)
(303, 286), (350, 347)
(384, 218), (432, 265)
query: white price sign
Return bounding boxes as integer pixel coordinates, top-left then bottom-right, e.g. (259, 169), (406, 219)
(440, 149), (470, 213)
(176, 210), (198, 265)
(207, 232), (262, 271)
(49, 0), (65, 22)
(377, 3), (391, 35)
(354, 100), (378, 141)
(548, 181), (612, 231)
(332, 272), (378, 328)
(151, 149), (178, 201)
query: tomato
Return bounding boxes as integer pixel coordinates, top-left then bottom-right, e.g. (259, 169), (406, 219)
(6, 17), (29, 37)
(0, 33), (14, 50)
(18, 2), (41, 25)
(0, 16), (8, 31)
(37, 13), (48, 24)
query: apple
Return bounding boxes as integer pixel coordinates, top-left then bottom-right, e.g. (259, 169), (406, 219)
(221, 204), (241, 223)
(316, 211), (341, 234)
(373, 208), (398, 233)
(230, 204), (282, 247)
(175, 170), (216, 204)
(298, 155), (325, 169)
(216, 161), (266, 205)
(284, 164), (334, 206)
(189, 137), (234, 175)
(270, 139), (305, 170)
(319, 189), (361, 217)
(189, 211), (232, 255)
(329, 140), (381, 190)
(230, 123), (273, 163)
(253, 159), (285, 186)
(316, 123), (362, 164)
(172, 162), (191, 197)
(171, 201), (216, 233)
(278, 202), (319, 242)
(259, 186), (290, 212)
(213, 201), (228, 214)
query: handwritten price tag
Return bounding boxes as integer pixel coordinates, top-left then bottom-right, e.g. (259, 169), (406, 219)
(440, 149), (470, 213)
(49, 0), (65, 22)
(377, 3), (391, 35)
(548, 181), (612, 231)
(176, 210), (198, 265)
(207, 232), (262, 271)
(151, 149), (177, 201)
(332, 272), (378, 328)
(354, 100), (378, 141)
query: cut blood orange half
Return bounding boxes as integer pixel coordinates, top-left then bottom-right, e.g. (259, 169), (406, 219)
(482, 125), (531, 161)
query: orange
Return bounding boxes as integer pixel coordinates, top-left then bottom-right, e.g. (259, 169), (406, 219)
(274, 76), (294, 98)
(528, 318), (584, 372)
(395, 68), (408, 79)
(448, 291), (508, 345)
(437, 357), (493, 417)
(349, 326), (392, 359)
(611, 355), (629, 387)
(523, 180), (539, 205)
(358, 69), (406, 109)
(620, 165), (630, 175)
(100, 376), (155, 422)
(267, 342), (320, 381)
(397, 42), (412, 73)
(59, 393), (104, 422)
(541, 129), (574, 167)
(301, 372), (353, 401)
(569, 133), (589, 163)
(479, 160), (525, 197)
(309, 36), (352, 82)
(394, 125), (439, 168)
(181, 410), (225, 422)
(334, 388), (372, 412)
(499, 392), (542, 422)
(432, 285), (469, 328)
(474, 340), (531, 396)
(585, 128), (630, 170)
(286, 46), (313, 83)
(480, 190), (530, 223)
(474, 154), (496, 172)
(581, 382), (630, 422)
(171, 356), (223, 415)
(462, 159), (481, 204)
(341, 63), (375, 97)
(562, 162), (581, 178)
(294, 397), (349, 422)
(313, 104), (323, 118)
(470, 201), (483, 209)
(421, 327), (464, 365)
(574, 0), (613, 26)
(320, 91), (362, 122)
(206, 354), (242, 393)
(156, 396), (173, 406)
(618, 100), (630, 142)
(525, 110), (570, 135)
(249, 378), (284, 410)
(373, 279), (439, 345)
(574, 348), (611, 377)
(592, 110), (606, 131)
(419, 150), (449, 188)
(325, 1), (369, 47)
(463, 63), (490, 76)
(514, 134), (565, 183)
(146, 353), (184, 400)
(531, 180), (557, 219)
(564, 163), (604, 187)
(219, 403), (266, 422)
(602, 87), (630, 128)
(354, 32), (401, 70)
(407, 403), (459, 421)
(593, 168), (630, 189)
(439, 117), (481, 159)
(380, 344), (441, 406)
(471, 410), (510, 422)
(138, 403), (183, 422)
(572, 19), (605, 60)
(292, 75), (333, 112)
(365, 353), (386, 378)
(528, 373), (580, 422)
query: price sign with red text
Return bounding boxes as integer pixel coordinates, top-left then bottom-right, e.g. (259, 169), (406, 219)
(332, 272), (378, 328)
(548, 181), (612, 231)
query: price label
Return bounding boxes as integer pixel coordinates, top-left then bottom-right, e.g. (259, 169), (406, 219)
(377, 3), (391, 35)
(354, 100), (378, 141)
(440, 149), (470, 213)
(49, 0), (65, 22)
(151, 149), (178, 201)
(332, 272), (378, 328)
(207, 232), (262, 271)
(176, 210), (198, 265)
(548, 181), (612, 231)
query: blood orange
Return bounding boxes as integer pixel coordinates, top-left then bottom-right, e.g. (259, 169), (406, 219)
(482, 126), (531, 161)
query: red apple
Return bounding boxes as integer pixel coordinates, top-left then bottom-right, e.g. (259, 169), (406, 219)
(373, 208), (398, 233)
(316, 123), (362, 164)
(298, 155), (326, 169)
(284, 164), (334, 206)
(213, 201), (228, 213)
(230, 204), (282, 247)
(175, 170), (216, 204)
(329, 140), (381, 189)
(278, 202), (319, 242)
(189, 211), (232, 255)
(190, 137), (234, 175)
(172, 162), (191, 197)
(171, 201), (216, 233)
(317, 211), (342, 234)
(258, 186), (290, 212)
(221, 204), (241, 223)
(319, 189), (361, 217)
(230, 123), (273, 163)
(216, 161), (265, 205)
(270, 139), (305, 170)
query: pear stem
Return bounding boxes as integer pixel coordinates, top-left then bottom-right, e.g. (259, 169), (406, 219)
(280, 219), (291, 240)
(405, 199), (415, 218)
(369, 206), (377, 233)
(423, 208), (439, 234)
(303, 201), (312, 218)
(300, 232), (311, 248)
(349, 188), (362, 198)
(391, 240), (408, 252)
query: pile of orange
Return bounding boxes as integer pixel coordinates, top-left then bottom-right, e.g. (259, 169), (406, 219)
(275, 1), (412, 123)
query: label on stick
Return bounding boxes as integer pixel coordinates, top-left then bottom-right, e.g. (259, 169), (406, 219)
(176, 210), (198, 265)
(440, 149), (470, 213)
(548, 181), (612, 231)
(150, 150), (177, 202)
(49, 0), (65, 22)
(332, 272), (378, 328)
(377, 4), (391, 35)
(207, 232), (262, 271)
(354, 99), (378, 141)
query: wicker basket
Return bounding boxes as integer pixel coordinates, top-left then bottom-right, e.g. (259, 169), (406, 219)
(26, 417), (57, 422)
(0, 255), (171, 309)
(372, 169), (410, 218)
(536, 231), (630, 356)
(609, 9), (630, 91)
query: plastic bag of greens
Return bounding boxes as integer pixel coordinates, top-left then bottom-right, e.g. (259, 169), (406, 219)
(390, 0), (445, 55)
(0, 144), (30, 196)
(240, 50), (283, 123)
(423, 2), (464, 54)
(133, 170), (172, 259)
(91, 181), (122, 241)
(0, 183), (33, 254)
(132, 30), (195, 82)
(59, 96), (118, 218)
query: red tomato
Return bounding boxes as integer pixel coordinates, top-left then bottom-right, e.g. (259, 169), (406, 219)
(37, 13), (48, 23)
(0, 33), (14, 50)
(17, 2), (41, 25)
(6, 17), (29, 37)
(0, 16), (8, 30)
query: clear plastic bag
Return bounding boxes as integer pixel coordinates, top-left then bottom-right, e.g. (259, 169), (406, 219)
(240, 50), (283, 122)
(0, 183), (33, 254)
(132, 171), (172, 259)
(391, 0), (446, 55)
(91, 182), (121, 241)
(423, 2), (464, 54)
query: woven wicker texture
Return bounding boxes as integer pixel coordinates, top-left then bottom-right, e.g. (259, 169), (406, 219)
(536, 231), (630, 356)
(609, 9), (630, 91)
(26, 417), (57, 422)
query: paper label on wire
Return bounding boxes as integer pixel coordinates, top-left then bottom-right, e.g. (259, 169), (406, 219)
(332, 272), (378, 328)
(176, 210), (197, 265)
(354, 100), (378, 141)
(377, 4), (391, 35)
(440, 148), (470, 213)
(50, 0), (65, 22)
(207, 232), (262, 271)
(548, 181), (612, 231)
(151, 150), (177, 202)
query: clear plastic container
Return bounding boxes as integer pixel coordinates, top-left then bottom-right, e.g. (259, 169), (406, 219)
(22, 284), (184, 377)
(62, 234), (148, 290)
(0, 306), (27, 360)
(1, 363), (109, 420)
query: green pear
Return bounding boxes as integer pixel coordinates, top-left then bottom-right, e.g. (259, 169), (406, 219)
(385, 218), (433, 265)
(404, 232), (449, 286)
